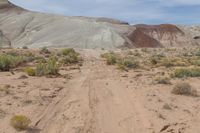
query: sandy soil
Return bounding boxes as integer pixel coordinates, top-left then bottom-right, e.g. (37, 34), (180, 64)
(0, 50), (200, 133)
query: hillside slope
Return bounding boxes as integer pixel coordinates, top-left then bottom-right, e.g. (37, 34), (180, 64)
(0, 0), (200, 49)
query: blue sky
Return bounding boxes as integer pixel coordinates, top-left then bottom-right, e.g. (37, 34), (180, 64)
(10, 0), (200, 24)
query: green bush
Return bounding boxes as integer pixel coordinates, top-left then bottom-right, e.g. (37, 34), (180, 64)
(101, 52), (118, 65)
(25, 67), (36, 76)
(0, 55), (25, 71)
(40, 47), (50, 54)
(35, 62), (47, 76)
(106, 55), (117, 65)
(46, 57), (59, 75)
(117, 57), (139, 70)
(10, 115), (31, 131)
(117, 63), (127, 71)
(172, 82), (198, 96)
(61, 54), (79, 64)
(61, 48), (81, 64)
(62, 48), (76, 56)
(190, 59), (200, 66)
(35, 57), (59, 76)
(195, 51), (200, 56)
(173, 68), (200, 78)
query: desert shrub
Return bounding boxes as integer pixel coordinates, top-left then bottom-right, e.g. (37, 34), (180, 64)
(157, 57), (188, 68)
(61, 48), (81, 64)
(35, 57), (59, 76)
(35, 62), (47, 76)
(25, 67), (36, 76)
(154, 77), (171, 84)
(21, 53), (37, 63)
(62, 48), (76, 56)
(61, 53), (80, 64)
(117, 63), (127, 71)
(160, 58), (174, 67)
(22, 46), (28, 49)
(127, 51), (134, 55)
(0, 55), (25, 71)
(174, 60), (188, 67)
(172, 82), (198, 96)
(10, 115), (31, 131)
(141, 48), (148, 52)
(133, 52), (141, 57)
(117, 57), (139, 70)
(150, 54), (165, 65)
(40, 47), (50, 54)
(106, 55), (117, 65)
(6, 51), (19, 56)
(35, 56), (46, 63)
(150, 57), (158, 65)
(195, 51), (200, 57)
(101, 52), (118, 65)
(190, 59), (200, 66)
(45, 57), (59, 75)
(0, 84), (10, 95)
(173, 68), (200, 78)
(166, 48), (176, 52)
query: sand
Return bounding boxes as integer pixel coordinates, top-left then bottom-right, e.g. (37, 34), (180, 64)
(0, 49), (200, 133)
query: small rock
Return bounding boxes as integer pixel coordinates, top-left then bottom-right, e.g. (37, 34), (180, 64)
(18, 75), (28, 79)
(163, 103), (172, 110)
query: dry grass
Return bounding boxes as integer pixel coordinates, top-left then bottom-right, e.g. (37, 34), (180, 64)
(173, 68), (200, 78)
(10, 115), (31, 131)
(172, 82), (198, 97)
(0, 85), (10, 95)
(25, 67), (36, 76)
(154, 77), (171, 84)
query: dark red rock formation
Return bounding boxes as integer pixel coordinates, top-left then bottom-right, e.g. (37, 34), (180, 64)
(135, 24), (184, 39)
(127, 28), (161, 48)
(126, 24), (186, 48)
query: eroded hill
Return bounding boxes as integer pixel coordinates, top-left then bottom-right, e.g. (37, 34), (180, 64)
(0, 0), (200, 49)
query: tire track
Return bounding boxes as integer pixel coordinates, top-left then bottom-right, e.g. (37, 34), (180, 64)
(31, 53), (154, 133)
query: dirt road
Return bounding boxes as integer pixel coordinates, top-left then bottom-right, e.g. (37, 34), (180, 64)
(30, 52), (154, 133)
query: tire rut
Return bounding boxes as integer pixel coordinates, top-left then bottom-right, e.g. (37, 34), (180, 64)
(31, 56), (154, 133)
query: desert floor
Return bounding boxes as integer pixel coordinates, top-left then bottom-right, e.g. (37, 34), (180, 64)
(0, 49), (200, 133)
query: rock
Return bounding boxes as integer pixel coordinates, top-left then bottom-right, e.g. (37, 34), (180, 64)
(194, 36), (200, 39)
(18, 74), (28, 79)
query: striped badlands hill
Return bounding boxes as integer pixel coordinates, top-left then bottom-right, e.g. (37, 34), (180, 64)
(0, 0), (200, 49)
